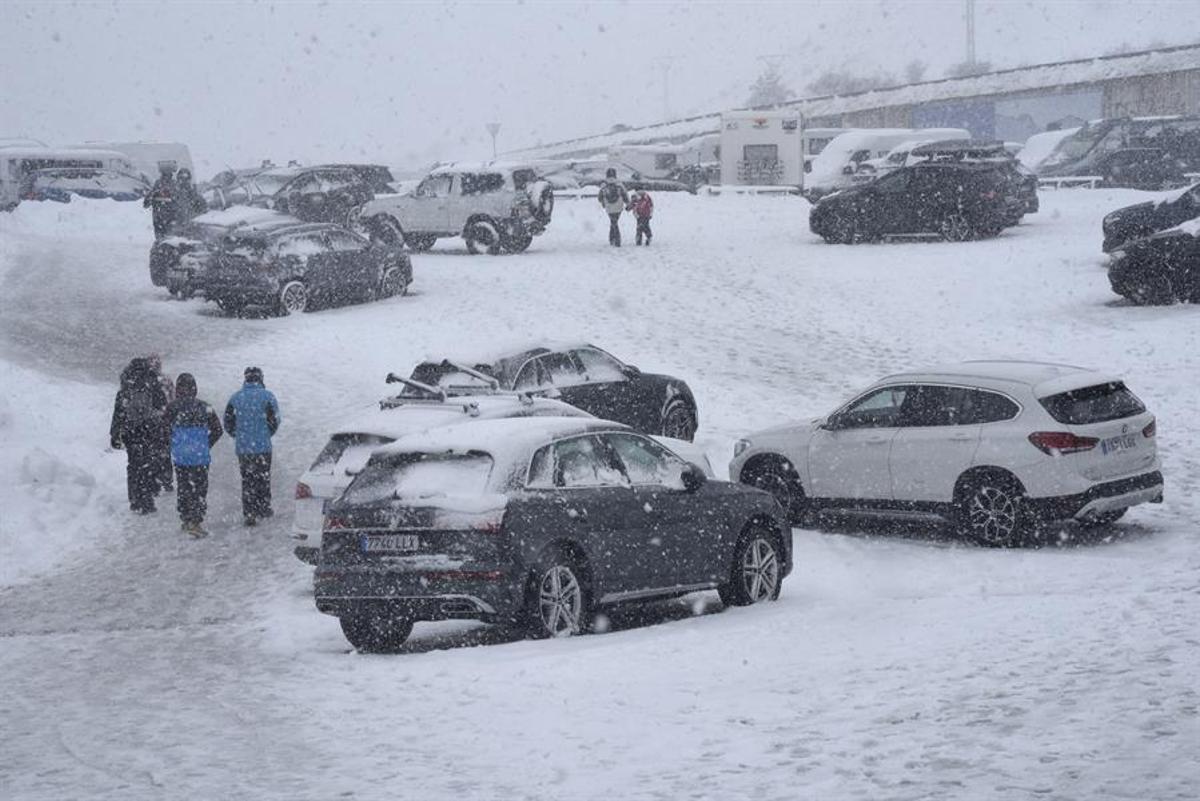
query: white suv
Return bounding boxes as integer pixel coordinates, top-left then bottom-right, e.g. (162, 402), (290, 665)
(357, 166), (554, 255)
(729, 361), (1163, 546)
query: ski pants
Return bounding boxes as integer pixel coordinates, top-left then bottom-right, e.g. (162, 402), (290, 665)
(175, 465), (209, 525)
(153, 428), (173, 492)
(238, 452), (273, 518)
(151, 208), (174, 240)
(608, 213), (622, 247)
(124, 434), (158, 512)
(635, 217), (652, 245)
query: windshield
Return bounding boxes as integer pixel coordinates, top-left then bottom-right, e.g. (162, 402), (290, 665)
(1042, 123), (1111, 167)
(309, 433), (393, 473)
(247, 173), (293, 196)
(340, 453), (494, 505)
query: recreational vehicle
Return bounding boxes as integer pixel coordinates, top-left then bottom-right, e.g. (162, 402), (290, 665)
(719, 110), (804, 187)
(1, 146), (137, 210)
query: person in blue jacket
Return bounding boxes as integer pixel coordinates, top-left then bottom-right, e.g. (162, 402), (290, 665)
(163, 373), (223, 537)
(224, 366), (281, 527)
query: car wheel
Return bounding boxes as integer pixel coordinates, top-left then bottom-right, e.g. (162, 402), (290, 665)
(743, 461), (806, 522)
(378, 267), (406, 299)
(277, 280), (308, 316)
(829, 217), (857, 244)
(1080, 508), (1126, 528)
(940, 213), (974, 242)
(957, 476), (1029, 547)
(501, 227), (534, 254)
(215, 298), (244, 315)
(464, 219), (502, 255)
(718, 528), (783, 607)
(660, 401), (697, 442)
(339, 614), (414, 654)
(403, 233), (436, 252)
(367, 215), (405, 247)
(525, 555), (589, 638)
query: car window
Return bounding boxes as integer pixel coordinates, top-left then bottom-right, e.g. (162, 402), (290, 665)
(1039, 382), (1146, 425)
(573, 348), (625, 382)
(899, 385), (980, 427)
(342, 454), (493, 505)
(528, 436), (627, 489)
(461, 173), (505, 196)
(967, 390), (1020, 424)
(274, 233), (328, 258)
(874, 171), (911, 192)
(541, 353), (585, 387)
(513, 360), (540, 391)
(416, 175), (452, 198)
(836, 386), (910, 429)
(318, 171), (355, 192)
(324, 230), (366, 252)
(603, 433), (686, 489)
(286, 174), (320, 194)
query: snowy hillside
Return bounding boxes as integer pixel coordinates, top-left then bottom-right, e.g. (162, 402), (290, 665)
(1, 190), (1198, 799)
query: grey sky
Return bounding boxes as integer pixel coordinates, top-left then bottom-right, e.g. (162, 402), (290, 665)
(1, 1), (1191, 175)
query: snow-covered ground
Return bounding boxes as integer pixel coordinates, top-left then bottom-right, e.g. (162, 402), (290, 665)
(1, 189), (1197, 800)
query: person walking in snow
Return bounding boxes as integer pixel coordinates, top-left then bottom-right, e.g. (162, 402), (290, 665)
(146, 354), (175, 494)
(627, 188), (654, 246)
(173, 168), (207, 226)
(110, 357), (170, 514)
(144, 163), (178, 240)
(224, 367), (281, 527)
(597, 168), (629, 247)
(164, 373), (223, 538)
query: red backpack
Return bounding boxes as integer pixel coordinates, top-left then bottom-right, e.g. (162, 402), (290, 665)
(632, 193), (653, 218)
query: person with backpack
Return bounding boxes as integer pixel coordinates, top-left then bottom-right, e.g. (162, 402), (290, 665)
(224, 367), (281, 527)
(627, 188), (654, 246)
(110, 357), (169, 514)
(144, 163), (178, 240)
(164, 373), (223, 538)
(597, 168), (629, 247)
(173, 168), (208, 226)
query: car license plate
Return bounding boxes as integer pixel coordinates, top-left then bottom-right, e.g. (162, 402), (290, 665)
(361, 533), (420, 553)
(1101, 433), (1137, 455)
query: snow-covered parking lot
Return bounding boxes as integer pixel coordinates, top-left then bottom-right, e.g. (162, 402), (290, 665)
(1, 189), (1197, 800)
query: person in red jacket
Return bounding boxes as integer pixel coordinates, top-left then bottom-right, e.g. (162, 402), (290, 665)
(628, 189), (654, 246)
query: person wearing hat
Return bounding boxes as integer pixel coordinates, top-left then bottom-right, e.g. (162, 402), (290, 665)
(596, 167), (629, 247)
(144, 162), (178, 240)
(224, 367), (282, 526)
(163, 373), (223, 537)
(173, 167), (207, 227)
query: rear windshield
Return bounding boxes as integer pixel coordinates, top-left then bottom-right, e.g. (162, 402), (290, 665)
(309, 433), (393, 472)
(341, 454), (494, 505)
(1039, 382), (1146, 425)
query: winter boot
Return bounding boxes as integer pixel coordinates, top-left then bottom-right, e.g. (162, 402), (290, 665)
(244, 516), (257, 527)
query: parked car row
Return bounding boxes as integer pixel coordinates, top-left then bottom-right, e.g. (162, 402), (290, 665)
(1102, 182), (1200, 304)
(299, 355), (1163, 654)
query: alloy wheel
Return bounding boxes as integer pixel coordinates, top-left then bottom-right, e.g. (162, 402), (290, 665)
(940, 213), (972, 242)
(538, 565), (583, 636)
(279, 281), (308, 315)
(740, 537), (779, 603)
(662, 405), (696, 440)
(968, 485), (1020, 545)
(379, 268), (403, 298)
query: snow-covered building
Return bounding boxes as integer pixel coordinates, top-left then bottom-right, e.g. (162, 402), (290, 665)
(506, 43), (1200, 160)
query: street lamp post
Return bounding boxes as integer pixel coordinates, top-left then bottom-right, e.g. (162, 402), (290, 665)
(486, 122), (501, 160)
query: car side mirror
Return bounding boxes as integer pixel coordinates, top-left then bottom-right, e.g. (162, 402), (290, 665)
(821, 414), (842, 431)
(681, 462), (707, 493)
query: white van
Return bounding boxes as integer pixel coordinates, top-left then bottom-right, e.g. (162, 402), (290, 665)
(806, 128), (971, 197)
(73, 141), (193, 183)
(1, 146), (137, 210)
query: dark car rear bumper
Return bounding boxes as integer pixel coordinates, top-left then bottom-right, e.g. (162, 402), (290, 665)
(1027, 471), (1163, 521)
(314, 565), (525, 622)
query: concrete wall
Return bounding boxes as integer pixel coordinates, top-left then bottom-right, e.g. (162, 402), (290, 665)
(1103, 69), (1200, 117)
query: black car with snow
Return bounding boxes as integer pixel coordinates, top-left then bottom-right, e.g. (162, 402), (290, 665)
(193, 222), (411, 315)
(1107, 218), (1200, 305)
(1102, 182), (1200, 252)
(809, 161), (1012, 243)
(907, 140), (1038, 222)
(203, 164), (393, 227)
(409, 344), (699, 441)
(314, 417), (790, 652)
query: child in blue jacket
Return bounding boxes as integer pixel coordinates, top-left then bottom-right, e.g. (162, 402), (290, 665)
(164, 373), (223, 537)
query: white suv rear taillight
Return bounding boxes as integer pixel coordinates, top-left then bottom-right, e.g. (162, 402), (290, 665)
(1028, 431), (1099, 455)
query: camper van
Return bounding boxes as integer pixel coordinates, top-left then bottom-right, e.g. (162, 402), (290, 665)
(610, 135), (720, 179)
(1, 146), (137, 210)
(719, 109), (804, 187)
(806, 128), (971, 198)
(73, 142), (194, 183)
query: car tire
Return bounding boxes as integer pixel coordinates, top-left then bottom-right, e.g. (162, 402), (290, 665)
(741, 459), (806, 523)
(530, 181), (555, 225)
(1131, 273), (1176, 305)
(404, 234), (436, 252)
(828, 217), (857, 244)
(215, 298), (244, 315)
(660, 400), (697, 442)
(379, 267), (406, 298)
(940, 213), (974, 242)
(1080, 508), (1126, 528)
(956, 474), (1030, 547)
(718, 527), (783, 607)
(367, 215), (405, 247)
(501, 227), (534, 254)
(464, 219), (502, 255)
(524, 551), (590, 638)
(276, 280), (308, 316)
(339, 614), (414, 654)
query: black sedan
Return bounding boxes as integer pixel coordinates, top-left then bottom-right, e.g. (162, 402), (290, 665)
(1108, 220), (1200, 305)
(809, 162), (1012, 243)
(408, 344), (699, 440)
(314, 418), (790, 652)
(1102, 182), (1200, 252)
(195, 222), (412, 315)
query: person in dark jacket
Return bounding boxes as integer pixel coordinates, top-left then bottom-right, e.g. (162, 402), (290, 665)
(597, 168), (629, 247)
(224, 366), (281, 526)
(144, 164), (178, 240)
(164, 373), (223, 537)
(173, 168), (207, 225)
(147, 353), (175, 494)
(110, 357), (169, 514)
(627, 188), (654, 246)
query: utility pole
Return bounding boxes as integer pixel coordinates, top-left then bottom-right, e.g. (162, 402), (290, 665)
(485, 122), (501, 160)
(654, 57), (677, 120)
(965, 0), (977, 67)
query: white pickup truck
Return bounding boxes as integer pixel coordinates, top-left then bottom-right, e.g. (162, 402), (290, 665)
(357, 165), (554, 254)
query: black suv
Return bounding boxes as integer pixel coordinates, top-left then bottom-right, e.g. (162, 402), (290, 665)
(204, 164), (393, 226)
(809, 161), (1012, 243)
(1107, 220), (1200, 305)
(1038, 116), (1199, 189)
(195, 223), (411, 315)
(315, 417), (790, 652)
(409, 344), (699, 441)
(1102, 182), (1200, 252)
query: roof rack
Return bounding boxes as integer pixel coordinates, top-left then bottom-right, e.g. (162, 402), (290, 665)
(441, 360), (500, 389)
(382, 373), (447, 406)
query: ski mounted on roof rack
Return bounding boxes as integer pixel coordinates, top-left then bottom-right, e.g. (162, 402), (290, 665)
(382, 373), (447, 405)
(440, 359), (500, 390)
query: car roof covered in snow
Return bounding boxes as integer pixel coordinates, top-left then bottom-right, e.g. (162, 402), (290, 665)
(877, 360), (1124, 397)
(330, 395), (593, 440)
(414, 344), (618, 386)
(370, 417), (628, 466)
(190, 207), (301, 230)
